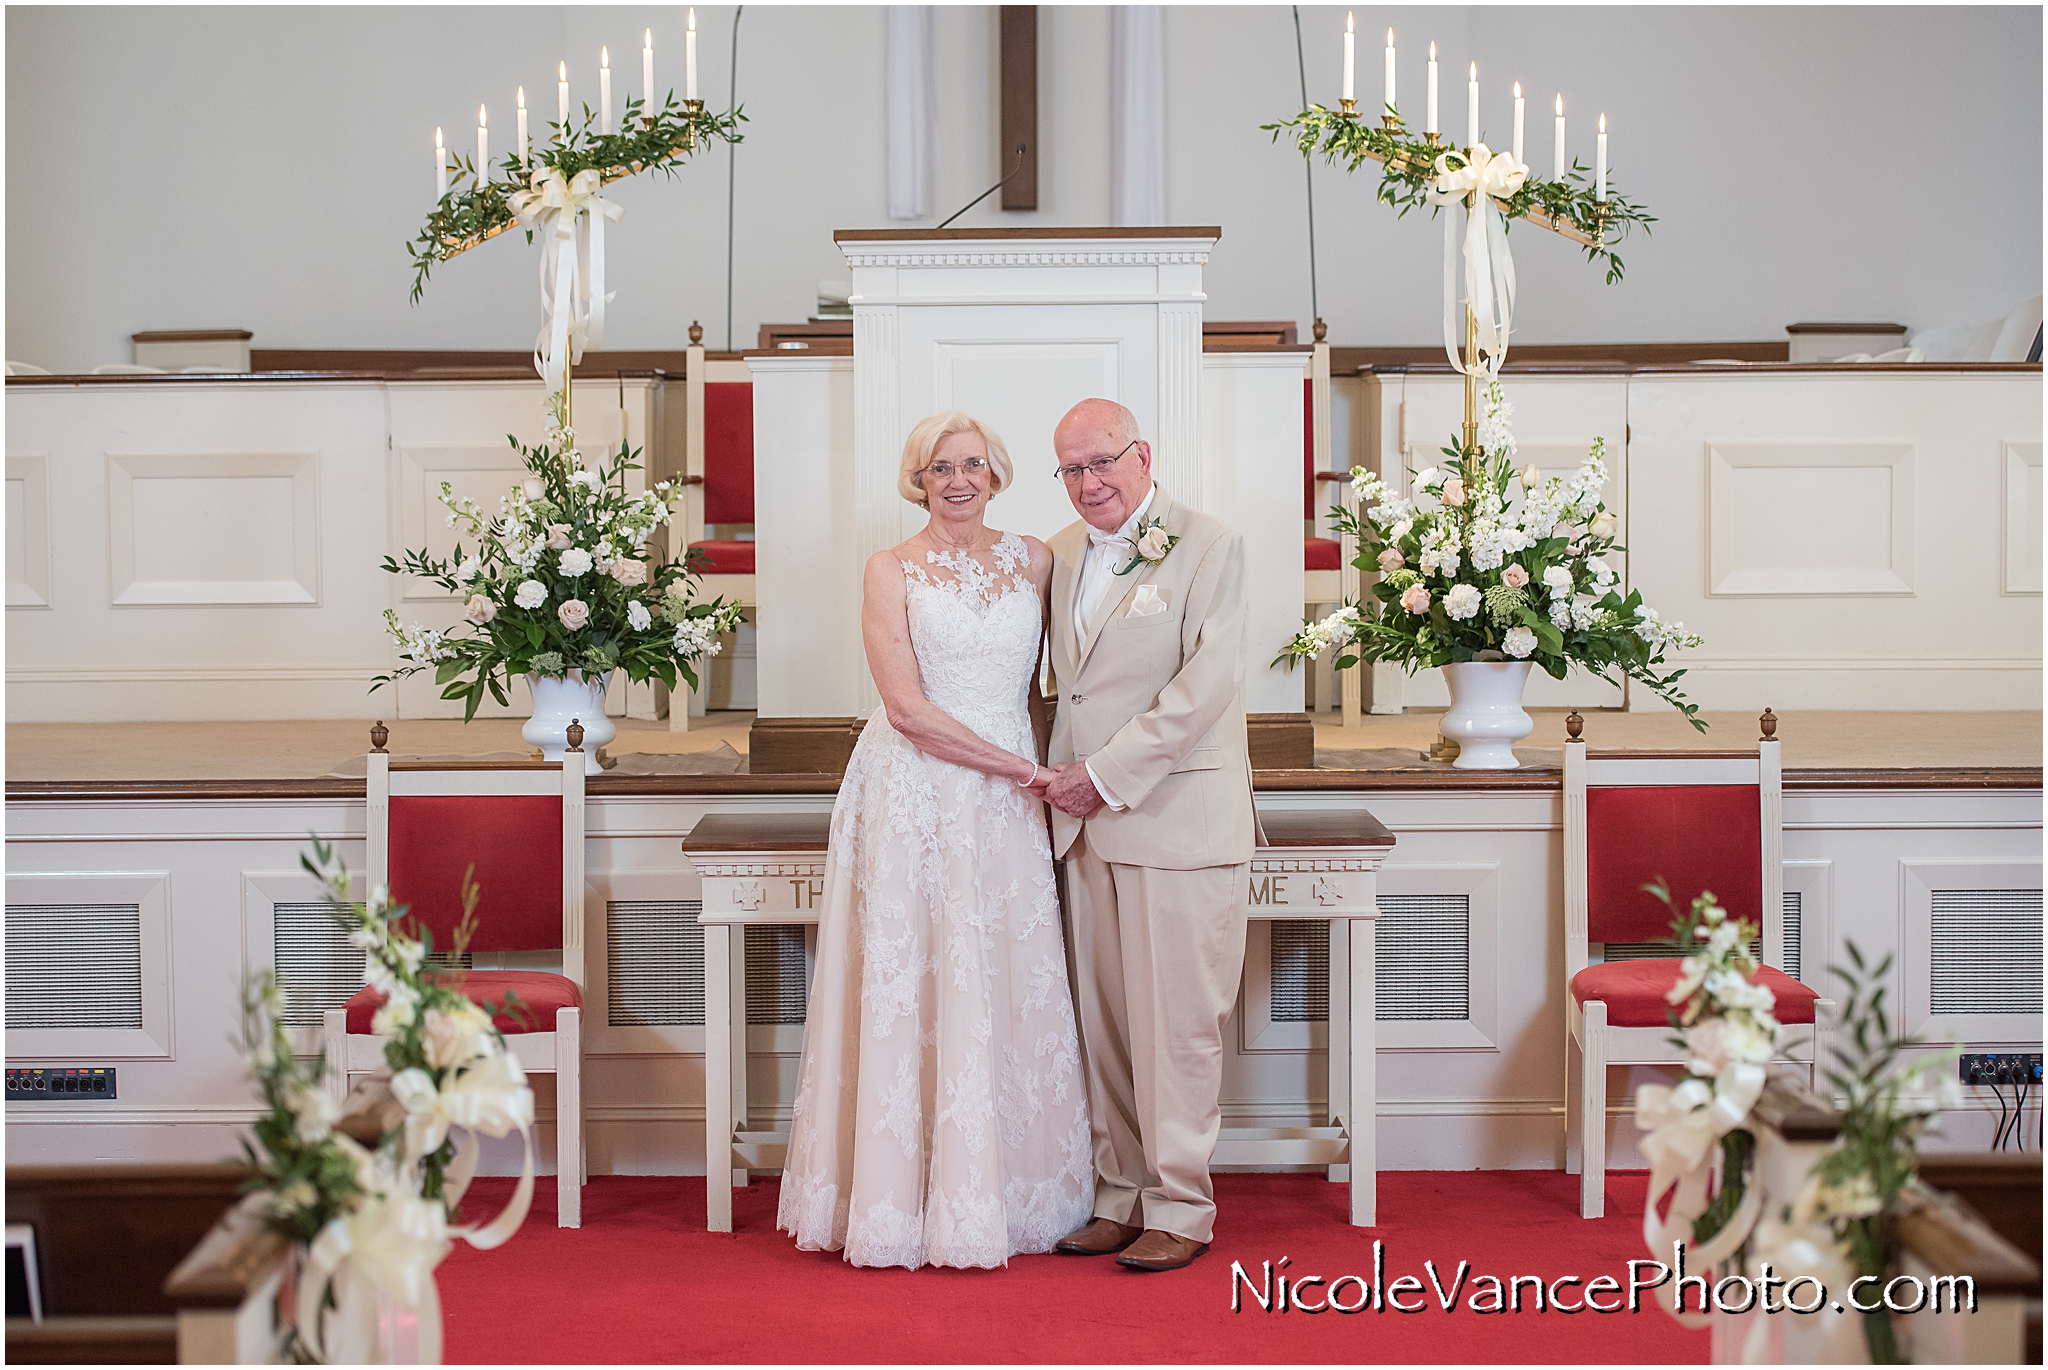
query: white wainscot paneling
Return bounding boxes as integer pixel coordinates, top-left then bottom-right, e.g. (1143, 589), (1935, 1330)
(1708, 443), (1915, 596)
(7, 453), (52, 608)
(107, 451), (320, 605)
(2003, 440), (2042, 595)
(1899, 858), (2043, 1047)
(5, 870), (174, 1059)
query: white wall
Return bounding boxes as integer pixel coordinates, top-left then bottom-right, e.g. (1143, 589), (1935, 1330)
(5, 6), (2041, 374)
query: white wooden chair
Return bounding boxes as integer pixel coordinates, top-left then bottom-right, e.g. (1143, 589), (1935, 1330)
(323, 724), (588, 1227)
(1301, 325), (1363, 726)
(1563, 709), (1831, 1219)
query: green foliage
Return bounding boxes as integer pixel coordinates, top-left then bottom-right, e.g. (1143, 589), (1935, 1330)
(236, 970), (363, 1246)
(1262, 106), (1654, 283)
(408, 97), (746, 302)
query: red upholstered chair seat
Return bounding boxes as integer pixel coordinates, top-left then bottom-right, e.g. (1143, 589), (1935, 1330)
(344, 970), (583, 1035)
(689, 539), (756, 576)
(1570, 958), (1818, 1028)
(1304, 536), (1342, 571)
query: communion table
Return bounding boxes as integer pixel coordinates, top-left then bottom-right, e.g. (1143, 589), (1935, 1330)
(684, 807), (1396, 1231)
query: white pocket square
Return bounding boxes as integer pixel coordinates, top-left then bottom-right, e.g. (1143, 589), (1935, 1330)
(1126, 584), (1170, 618)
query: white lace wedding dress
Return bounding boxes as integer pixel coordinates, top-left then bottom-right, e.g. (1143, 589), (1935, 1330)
(776, 531), (1094, 1269)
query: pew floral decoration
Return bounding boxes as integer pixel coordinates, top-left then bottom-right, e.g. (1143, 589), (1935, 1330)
(234, 840), (541, 1362)
(1749, 944), (1963, 1363)
(377, 393), (744, 719)
(1632, 883), (1782, 1326)
(1276, 382), (1705, 727)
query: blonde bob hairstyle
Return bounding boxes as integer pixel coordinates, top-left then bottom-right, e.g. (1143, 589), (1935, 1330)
(897, 410), (1014, 507)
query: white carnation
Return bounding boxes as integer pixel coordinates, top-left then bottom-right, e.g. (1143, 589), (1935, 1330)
(1502, 625), (1537, 658)
(558, 548), (593, 577)
(627, 600), (652, 631)
(514, 579), (547, 609)
(1444, 584), (1482, 620)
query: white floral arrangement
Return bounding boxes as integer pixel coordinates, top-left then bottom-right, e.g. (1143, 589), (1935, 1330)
(1280, 380), (1706, 728)
(378, 395), (744, 718)
(235, 841), (540, 1362)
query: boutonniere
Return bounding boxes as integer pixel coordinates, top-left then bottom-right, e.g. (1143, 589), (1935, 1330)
(1114, 516), (1179, 576)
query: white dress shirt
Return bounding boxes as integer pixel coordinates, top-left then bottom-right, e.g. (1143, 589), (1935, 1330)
(1072, 484), (1157, 812)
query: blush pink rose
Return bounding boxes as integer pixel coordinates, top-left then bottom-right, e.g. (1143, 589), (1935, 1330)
(463, 594), (496, 625)
(1440, 477), (1466, 507)
(1501, 563), (1529, 589)
(1377, 547), (1405, 572)
(1399, 584), (1431, 615)
(546, 523), (573, 550)
(610, 557), (647, 586)
(557, 599), (590, 631)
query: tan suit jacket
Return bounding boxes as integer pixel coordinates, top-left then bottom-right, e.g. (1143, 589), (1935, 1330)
(1047, 486), (1263, 868)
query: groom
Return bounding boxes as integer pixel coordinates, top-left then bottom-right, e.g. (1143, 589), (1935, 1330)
(1041, 398), (1260, 1273)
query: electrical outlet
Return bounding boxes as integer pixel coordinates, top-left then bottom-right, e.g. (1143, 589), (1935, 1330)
(4, 1067), (116, 1101)
(1959, 1053), (2043, 1086)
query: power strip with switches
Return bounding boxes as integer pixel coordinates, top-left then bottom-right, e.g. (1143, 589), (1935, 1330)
(1959, 1053), (2043, 1086)
(4, 1067), (117, 1100)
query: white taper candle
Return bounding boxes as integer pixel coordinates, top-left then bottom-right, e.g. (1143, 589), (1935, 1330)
(1384, 29), (1396, 118)
(599, 47), (611, 134)
(477, 105), (488, 184)
(1512, 82), (1524, 165)
(1342, 12), (1354, 104)
(687, 9), (699, 101)
(1467, 62), (1478, 149)
(643, 30), (655, 119)
(559, 62), (569, 128)
(517, 87), (528, 165)
(1426, 42), (1438, 134)
(1553, 94), (1564, 180)
(1596, 113), (1607, 200)
(434, 127), (447, 200)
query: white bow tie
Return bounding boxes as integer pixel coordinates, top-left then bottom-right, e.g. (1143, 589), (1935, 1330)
(1088, 526), (1129, 550)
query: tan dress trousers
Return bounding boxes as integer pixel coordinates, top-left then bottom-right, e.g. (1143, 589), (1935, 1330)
(1062, 833), (1249, 1244)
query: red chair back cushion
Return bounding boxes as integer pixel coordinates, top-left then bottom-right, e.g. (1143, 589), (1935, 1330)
(1585, 784), (1762, 942)
(388, 795), (564, 953)
(703, 381), (755, 524)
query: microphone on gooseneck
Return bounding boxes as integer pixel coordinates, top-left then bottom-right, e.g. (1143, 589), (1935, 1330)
(935, 144), (1028, 231)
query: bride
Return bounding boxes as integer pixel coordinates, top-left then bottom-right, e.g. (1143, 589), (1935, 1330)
(776, 410), (1094, 1269)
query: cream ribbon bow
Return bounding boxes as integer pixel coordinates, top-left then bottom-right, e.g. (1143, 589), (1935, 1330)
(1634, 1063), (1768, 1328)
(506, 166), (625, 395)
(390, 1050), (538, 1250)
(296, 1146), (450, 1364)
(1427, 143), (1528, 380)
(1738, 1197), (1864, 1362)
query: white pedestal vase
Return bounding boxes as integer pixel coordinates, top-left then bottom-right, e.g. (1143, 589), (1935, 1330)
(1438, 661), (1534, 770)
(523, 670), (614, 774)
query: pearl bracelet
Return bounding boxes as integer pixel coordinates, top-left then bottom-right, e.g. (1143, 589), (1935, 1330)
(1016, 763), (1041, 788)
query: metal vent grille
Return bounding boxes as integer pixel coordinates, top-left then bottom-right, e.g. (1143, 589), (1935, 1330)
(1270, 895), (1470, 1023)
(605, 902), (810, 1028)
(1932, 889), (2043, 1015)
(273, 901), (365, 1027)
(5, 904), (143, 1030)
(746, 926), (810, 1025)
(1782, 892), (1802, 983)
(1603, 892), (1800, 974)
(608, 900), (703, 1027)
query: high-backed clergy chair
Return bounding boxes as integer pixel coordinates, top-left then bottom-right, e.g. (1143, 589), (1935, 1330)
(1562, 709), (1829, 1219)
(1301, 324), (1363, 725)
(323, 722), (588, 1227)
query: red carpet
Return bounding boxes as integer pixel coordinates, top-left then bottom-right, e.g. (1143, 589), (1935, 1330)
(439, 1171), (1709, 1364)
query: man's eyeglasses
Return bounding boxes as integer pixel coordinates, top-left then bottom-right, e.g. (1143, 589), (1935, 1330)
(921, 457), (990, 482)
(1053, 440), (1137, 485)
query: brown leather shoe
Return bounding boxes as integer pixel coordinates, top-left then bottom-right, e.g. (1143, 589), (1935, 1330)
(1116, 1229), (1211, 1272)
(1054, 1217), (1143, 1255)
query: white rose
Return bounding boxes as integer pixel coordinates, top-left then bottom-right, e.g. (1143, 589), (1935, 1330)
(522, 477), (545, 500)
(1444, 583), (1482, 620)
(558, 548), (593, 577)
(464, 594), (496, 625)
(421, 1002), (494, 1069)
(1135, 526), (1171, 561)
(1520, 463), (1543, 486)
(1416, 466), (1440, 489)
(569, 469), (598, 489)
(1502, 625), (1537, 658)
(1589, 511), (1618, 539)
(610, 557), (647, 586)
(455, 556), (480, 585)
(627, 600), (652, 631)
(1391, 519), (1412, 540)
(546, 523), (572, 551)
(557, 598), (590, 631)
(1542, 565), (1574, 597)
(514, 579), (547, 610)
(371, 996), (416, 1034)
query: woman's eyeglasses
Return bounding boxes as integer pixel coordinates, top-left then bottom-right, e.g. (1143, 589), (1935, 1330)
(921, 457), (990, 482)
(1053, 440), (1137, 485)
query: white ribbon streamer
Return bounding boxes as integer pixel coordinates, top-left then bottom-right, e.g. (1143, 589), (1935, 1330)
(1428, 143), (1527, 379)
(507, 167), (625, 394)
(391, 1051), (538, 1251)
(1635, 1063), (1768, 1329)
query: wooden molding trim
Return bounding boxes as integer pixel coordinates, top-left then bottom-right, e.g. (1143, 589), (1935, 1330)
(1247, 712), (1314, 769)
(131, 329), (252, 343)
(998, 6), (1038, 211)
(683, 806), (1394, 853)
(747, 712), (1315, 775)
(1785, 321), (1908, 335)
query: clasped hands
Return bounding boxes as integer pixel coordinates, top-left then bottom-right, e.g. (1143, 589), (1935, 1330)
(1022, 761), (1104, 818)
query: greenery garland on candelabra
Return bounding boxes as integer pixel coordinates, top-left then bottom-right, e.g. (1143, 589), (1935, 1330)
(1265, 107), (1653, 283)
(408, 94), (743, 301)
